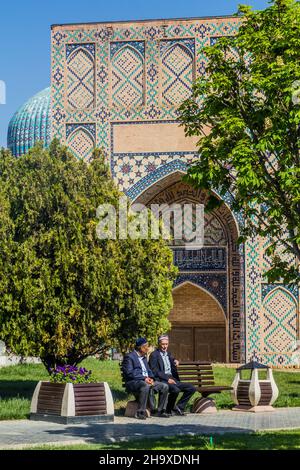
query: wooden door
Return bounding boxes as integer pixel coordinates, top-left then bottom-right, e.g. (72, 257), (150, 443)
(169, 326), (226, 362)
(168, 327), (193, 361)
(194, 327), (226, 362)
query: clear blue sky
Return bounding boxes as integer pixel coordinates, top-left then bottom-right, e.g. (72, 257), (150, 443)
(0, 0), (270, 148)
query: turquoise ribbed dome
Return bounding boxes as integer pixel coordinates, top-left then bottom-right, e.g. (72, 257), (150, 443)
(7, 87), (51, 157)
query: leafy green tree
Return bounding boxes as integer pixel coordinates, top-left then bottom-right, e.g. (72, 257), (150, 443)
(179, 0), (300, 283)
(0, 142), (177, 370)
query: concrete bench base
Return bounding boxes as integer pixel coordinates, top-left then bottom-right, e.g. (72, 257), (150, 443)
(232, 405), (275, 413)
(124, 400), (151, 418)
(192, 397), (217, 414)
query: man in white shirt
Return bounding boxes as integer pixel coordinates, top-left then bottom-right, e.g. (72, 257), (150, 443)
(149, 335), (196, 415)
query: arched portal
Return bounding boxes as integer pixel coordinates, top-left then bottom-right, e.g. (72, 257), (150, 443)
(169, 282), (227, 362)
(134, 175), (244, 363)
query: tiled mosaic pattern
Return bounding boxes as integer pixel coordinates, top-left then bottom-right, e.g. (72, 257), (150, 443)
(160, 39), (194, 107)
(245, 236), (299, 366)
(111, 42), (144, 110)
(262, 287), (297, 365)
(66, 123), (95, 161)
(66, 44), (95, 110)
(51, 17), (241, 144)
(112, 152), (195, 191)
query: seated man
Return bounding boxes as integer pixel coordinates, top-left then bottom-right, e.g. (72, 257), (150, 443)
(122, 337), (170, 419)
(149, 334), (196, 415)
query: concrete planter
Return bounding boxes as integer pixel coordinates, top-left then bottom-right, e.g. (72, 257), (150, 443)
(231, 361), (279, 412)
(30, 381), (114, 424)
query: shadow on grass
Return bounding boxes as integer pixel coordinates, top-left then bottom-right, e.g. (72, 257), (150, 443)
(0, 380), (38, 400)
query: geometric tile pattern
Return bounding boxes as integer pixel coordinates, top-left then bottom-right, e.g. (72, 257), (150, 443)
(66, 124), (95, 161)
(66, 122), (96, 140)
(110, 40), (145, 59)
(111, 152), (196, 192)
(51, 17), (241, 144)
(262, 288), (297, 365)
(261, 283), (299, 302)
(245, 236), (262, 362)
(161, 40), (194, 107)
(245, 234), (300, 366)
(66, 44), (95, 110)
(111, 43), (144, 109)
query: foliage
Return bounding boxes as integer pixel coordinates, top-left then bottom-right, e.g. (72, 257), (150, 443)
(49, 365), (94, 384)
(179, 0), (300, 284)
(0, 142), (177, 369)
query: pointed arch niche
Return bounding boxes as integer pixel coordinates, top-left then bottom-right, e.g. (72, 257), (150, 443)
(67, 125), (95, 161)
(160, 40), (194, 107)
(134, 175), (244, 363)
(66, 44), (95, 110)
(111, 43), (145, 110)
(169, 282), (227, 362)
(262, 287), (298, 362)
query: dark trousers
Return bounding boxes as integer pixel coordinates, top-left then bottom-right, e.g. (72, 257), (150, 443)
(126, 380), (169, 413)
(166, 381), (196, 412)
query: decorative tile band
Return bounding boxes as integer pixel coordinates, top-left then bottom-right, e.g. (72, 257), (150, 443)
(173, 247), (227, 271)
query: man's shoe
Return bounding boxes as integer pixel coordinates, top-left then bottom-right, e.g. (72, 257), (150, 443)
(172, 406), (186, 416)
(156, 410), (171, 418)
(134, 411), (147, 420)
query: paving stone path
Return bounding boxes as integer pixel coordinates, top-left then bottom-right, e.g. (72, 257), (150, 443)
(1, 408), (300, 449)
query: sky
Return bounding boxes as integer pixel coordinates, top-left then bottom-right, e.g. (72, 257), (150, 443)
(0, 0), (270, 148)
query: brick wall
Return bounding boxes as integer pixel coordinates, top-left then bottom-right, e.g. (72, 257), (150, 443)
(170, 282), (225, 325)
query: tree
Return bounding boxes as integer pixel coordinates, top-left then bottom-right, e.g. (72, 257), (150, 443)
(179, 0), (300, 284)
(0, 142), (177, 370)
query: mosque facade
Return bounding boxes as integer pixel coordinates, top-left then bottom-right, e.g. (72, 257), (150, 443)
(7, 16), (299, 366)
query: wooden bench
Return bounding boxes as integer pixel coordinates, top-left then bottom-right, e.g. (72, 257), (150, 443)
(177, 361), (233, 413)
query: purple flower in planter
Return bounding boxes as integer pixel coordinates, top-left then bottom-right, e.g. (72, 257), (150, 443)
(49, 364), (95, 384)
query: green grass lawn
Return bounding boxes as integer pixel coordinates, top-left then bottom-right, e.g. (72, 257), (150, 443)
(22, 430), (300, 450)
(0, 359), (299, 420)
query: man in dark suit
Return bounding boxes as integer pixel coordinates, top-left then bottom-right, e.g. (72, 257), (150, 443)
(149, 334), (196, 415)
(122, 337), (170, 419)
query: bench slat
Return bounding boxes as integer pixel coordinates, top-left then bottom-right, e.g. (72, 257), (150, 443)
(178, 366), (213, 370)
(179, 372), (214, 376)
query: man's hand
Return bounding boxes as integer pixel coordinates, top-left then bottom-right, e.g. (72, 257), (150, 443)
(145, 377), (154, 385)
(168, 378), (176, 384)
(174, 359), (179, 367)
